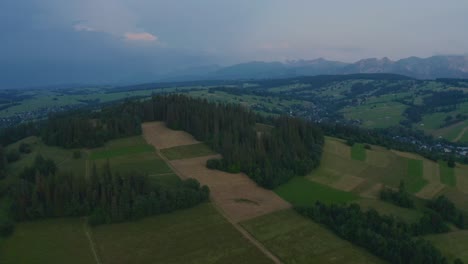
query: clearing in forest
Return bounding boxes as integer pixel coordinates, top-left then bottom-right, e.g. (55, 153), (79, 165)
(161, 143), (215, 160)
(142, 122), (290, 223)
(142, 122), (199, 149)
(170, 155), (290, 222)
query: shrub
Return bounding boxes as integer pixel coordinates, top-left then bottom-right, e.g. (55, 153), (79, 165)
(206, 158), (222, 170)
(6, 150), (20, 163)
(19, 143), (32, 154)
(73, 150), (82, 159)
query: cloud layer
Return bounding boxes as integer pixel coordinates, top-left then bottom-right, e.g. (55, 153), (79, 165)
(1, 0), (468, 87)
(124, 32), (158, 42)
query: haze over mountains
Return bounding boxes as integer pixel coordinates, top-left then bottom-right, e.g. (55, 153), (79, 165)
(163, 55), (468, 82)
(2, 55), (468, 89)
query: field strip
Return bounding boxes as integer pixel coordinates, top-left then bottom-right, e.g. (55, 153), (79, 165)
(211, 202), (283, 264)
(158, 147), (282, 263)
(82, 218), (102, 264)
(454, 126), (468, 142)
(148, 137), (283, 264)
(148, 172), (176, 176)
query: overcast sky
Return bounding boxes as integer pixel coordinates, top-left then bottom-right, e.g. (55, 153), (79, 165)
(1, 0), (468, 87)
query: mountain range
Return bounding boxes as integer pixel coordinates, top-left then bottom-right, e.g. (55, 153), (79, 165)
(160, 55), (468, 81)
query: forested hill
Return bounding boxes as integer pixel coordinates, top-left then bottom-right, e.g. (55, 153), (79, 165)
(2, 95), (324, 189)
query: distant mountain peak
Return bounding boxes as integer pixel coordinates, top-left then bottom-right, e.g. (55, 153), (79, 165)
(156, 55), (468, 82)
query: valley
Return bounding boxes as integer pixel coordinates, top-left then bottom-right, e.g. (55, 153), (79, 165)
(1, 118), (468, 263)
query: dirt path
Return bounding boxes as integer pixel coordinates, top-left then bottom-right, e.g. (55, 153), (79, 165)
(82, 218), (102, 264)
(212, 202), (282, 264)
(454, 126), (468, 142)
(152, 146), (282, 264)
(143, 123), (284, 264)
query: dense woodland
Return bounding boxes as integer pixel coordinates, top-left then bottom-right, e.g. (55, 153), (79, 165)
(143, 95), (324, 188)
(380, 181), (414, 208)
(427, 196), (465, 229)
(0, 145), (5, 180)
(1, 155), (209, 231)
(35, 95), (324, 189)
(297, 202), (460, 264)
(42, 102), (142, 148)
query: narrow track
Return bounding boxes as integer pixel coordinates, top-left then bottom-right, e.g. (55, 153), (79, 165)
(152, 145), (282, 264)
(82, 218), (102, 264)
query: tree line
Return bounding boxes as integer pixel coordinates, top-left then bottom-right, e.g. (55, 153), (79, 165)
(296, 202), (463, 264)
(42, 101), (142, 148)
(140, 95), (324, 188)
(0, 155), (209, 236)
(380, 181), (414, 208)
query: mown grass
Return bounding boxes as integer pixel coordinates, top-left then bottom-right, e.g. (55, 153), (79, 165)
(275, 177), (358, 206)
(5, 136), (87, 177)
(406, 159), (427, 193)
(342, 101), (406, 128)
(439, 161), (456, 187)
(425, 230), (468, 263)
(160, 143), (215, 160)
(241, 209), (384, 264)
(92, 152), (173, 175)
(0, 218), (95, 264)
(92, 203), (271, 264)
(351, 143), (366, 161)
(90, 144), (155, 160)
(356, 198), (423, 223)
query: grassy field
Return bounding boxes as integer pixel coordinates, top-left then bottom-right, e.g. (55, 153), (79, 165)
(160, 143), (215, 160)
(405, 159), (427, 193)
(92, 203), (271, 264)
(274, 177), (358, 206)
(425, 231), (468, 263)
(89, 136), (155, 160)
(439, 161), (456, 187)
(5, 136), (87, 177)
(351, 143), (367, 161)
(356, 198), (423, 223)
(342, 101), (406, 128)
(0, 218), (95, 264)
(241, 210), (383, 264)
(89, 136), (175, 184)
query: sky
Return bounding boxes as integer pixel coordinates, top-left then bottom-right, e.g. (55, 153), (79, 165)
(1, 0), (468, 87)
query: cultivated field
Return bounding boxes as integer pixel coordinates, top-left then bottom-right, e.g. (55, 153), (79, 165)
(274, 177), (358, 206)
(302, 137), (468, 220)
(142, 122), (199, 149)
(0, 218), (96, 264)
(142, 122), (290, 223)
(241, 210), (384, 264)
(5, 136), (87, 177)
(425, 231), (468, 263)
(161, 143), (215, 160)
(89, 136), (176, 185)
(92, 203), (272, 264)
(169, 155), (290, 222)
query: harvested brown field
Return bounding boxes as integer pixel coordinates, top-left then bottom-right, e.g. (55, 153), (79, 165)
(142, 122), (290, 223)
(170, 155), (291, 223)
(142, 122), (199, 149)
